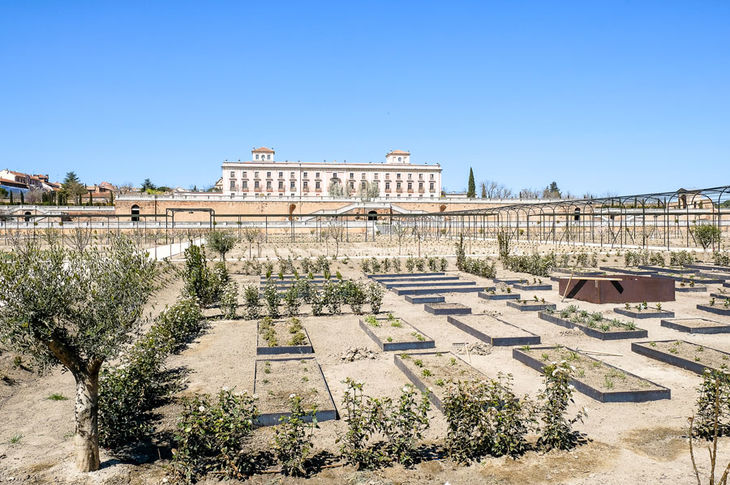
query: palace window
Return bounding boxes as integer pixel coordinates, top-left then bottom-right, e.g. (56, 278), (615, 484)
(397, 173), (401, 179)
(266, 181), (272, 189)
(242, 181), (248, 189)
(315, 172), (320, 178)
(230, 181), (235, 190)
(430, 173), (434, 180)
(254, 171), (259, 178)
(385, 182), (390, 190)
(230, 171), (235, 178)
(419, 173), (423, 180)
(396, 182), (401, 189)
(290, 180), (295, 189)
(407, 182), (412, 190)
(408, 173), (412, 179)
(266, 171), (271, 178)
(303, 181), (309, 189)
(315, 181), (321, 189)
(278, 181), (283, 189)
(430, 182), (435, 190)
(255, 181), (260, 189)
(361, 181), (367, 189)
(255, 154), (259, 160)
(303, 172), (308, 178)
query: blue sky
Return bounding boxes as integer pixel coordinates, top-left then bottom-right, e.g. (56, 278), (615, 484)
(1, 1), (728, 195)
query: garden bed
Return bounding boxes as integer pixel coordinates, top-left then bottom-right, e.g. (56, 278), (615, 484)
(385, 280), (477, 289)
(373, 275), (459, 283)
(506, 300), (556, 312)
(632, 340), (730, 375)
(393, 351), (487, 411)
(369, 272), (445, 279)
(358, 314), (435, 351)
(512, 346), (670, 402)
(660, 317), (730, 334)
(655, 273), (725, 285)
(256, 317), (314, 355)
(539, 307), (647, 340)
(599, 266), (656, 276)
(513, 282), (552, 291)
(676, 285), (707, 293)
(424, 302), (472, 315)
(253, 357), (337, 426)
(638, 265), (698, 274)
(446, 314), (540, 346)
(394, 285), (484, 295)
(405, 294), (445, 304)
(613, 304), (675, 319)
(697, 297), (730, 316)
(478, 291), (520, 301)
(494, 277), (524, 285)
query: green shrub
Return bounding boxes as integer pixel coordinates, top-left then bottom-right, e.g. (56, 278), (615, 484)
(310, 288), (325, 316)
(694, 369), (730, 439)
(338, 378), (376, 469)
(367, 282), (384, 314)
(263, 279), (281, 318)
(344, 281), (367, 315)
(323, 281), (343, 314)
(536, 361), (585, 451)
(504, 253), (556, 277)
(207, 231), (237, 264)
(444, 377), (533, 462)
(273, 394), (318, 476)
(692, 224), (722, 251)
(99, 297), (203, 450)
(220, 282), (239, 319)
(283, 285), (300, 317)
(172, 389), (259, 482)
(243, 285), (261, 320)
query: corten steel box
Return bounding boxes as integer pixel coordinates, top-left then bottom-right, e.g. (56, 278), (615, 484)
(558, 275), (675, 304)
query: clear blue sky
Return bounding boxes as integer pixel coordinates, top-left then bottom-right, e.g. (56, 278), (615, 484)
(1, 1), (728, 196)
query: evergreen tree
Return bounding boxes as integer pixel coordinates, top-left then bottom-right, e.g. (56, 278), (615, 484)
(141, 178), (156, 192)
(62, 172), (87, 205)
(467, 167), (476, 198)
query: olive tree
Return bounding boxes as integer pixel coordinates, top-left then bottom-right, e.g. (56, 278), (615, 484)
(0, 237), (157, 472)
(207, 229), (237, 264)
(692, 223), (722, 251)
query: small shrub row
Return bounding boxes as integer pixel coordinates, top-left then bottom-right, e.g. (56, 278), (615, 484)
(99, 297), (204, 450)
(504, 253), (557, 277)
(624, 249), (665, 267)
(361, 256), (447, 274)
(242, 279), (384, 319)
(458, 256), (497, 279)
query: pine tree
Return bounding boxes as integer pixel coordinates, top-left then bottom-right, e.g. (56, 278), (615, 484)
(467, 168), (476, 198)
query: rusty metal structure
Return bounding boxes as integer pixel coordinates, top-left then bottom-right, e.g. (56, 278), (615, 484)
(1, 185), (728, 251)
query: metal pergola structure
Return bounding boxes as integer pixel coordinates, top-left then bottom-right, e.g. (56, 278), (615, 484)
(1, 185), (728, 251)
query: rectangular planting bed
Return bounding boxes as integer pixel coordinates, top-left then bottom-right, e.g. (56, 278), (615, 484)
(256, 317), (314, 355)
(638, 265), (698, 274)
(446, 314), (540, 346)
(393, 351), (487, 411)
(632, 340), (730, 375)
(405, 294), (445, 304)
(506, 300), (557, 312)
(394, 285), (484, 296)
(598, 266), (657, 276)
(373, 275), (459, 283)
(253, 357), (337, 426)
(661, 317), (730, 334)
(358, 315), (435, 351)
(513, 346), (670, 402)
(369, 272), (445, 279)
(676, 285), (707, 293)
(479, 290), (520, 301)
(513, 282), (553, 291)
(424, 302), (472, 315)
(494, 277), (524, 285)
(656, 273), (725, 285)
(539, 307), (647, 340)
(385, 280), (477, 289)
(697, 298), (730, 316)
(613, 305), (675, 319)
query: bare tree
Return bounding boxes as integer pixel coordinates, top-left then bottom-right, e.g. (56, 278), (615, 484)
(324, 219), (345, 258)
(392, 220), (409, 255)
(68, 225), (94, 253)
(242, 227), (262, 259)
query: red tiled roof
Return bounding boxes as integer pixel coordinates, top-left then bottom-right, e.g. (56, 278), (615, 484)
(387, 150), (410, 156)
(252, 147), (275, 153)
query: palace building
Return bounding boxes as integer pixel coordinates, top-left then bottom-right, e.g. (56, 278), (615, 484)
(221, 147), (442, 198)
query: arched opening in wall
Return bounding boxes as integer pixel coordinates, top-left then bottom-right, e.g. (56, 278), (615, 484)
(24, 211), (31, 222)
(574, 208), (581, 221)
(367, 210), (378, 221)
(131, 205), (140, 222)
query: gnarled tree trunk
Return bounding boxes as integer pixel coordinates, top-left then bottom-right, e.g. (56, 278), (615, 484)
(73, 369), (100, 472)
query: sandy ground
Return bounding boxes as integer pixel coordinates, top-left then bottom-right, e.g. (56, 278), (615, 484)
(1, 240), (729, 484)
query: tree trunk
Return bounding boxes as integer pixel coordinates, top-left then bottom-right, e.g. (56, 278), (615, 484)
(74, 370), (100, 472)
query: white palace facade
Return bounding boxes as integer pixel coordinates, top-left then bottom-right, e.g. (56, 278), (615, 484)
(221, 147), (442, 198)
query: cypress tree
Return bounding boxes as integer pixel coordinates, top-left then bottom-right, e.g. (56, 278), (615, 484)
(467, 167), (476, 198)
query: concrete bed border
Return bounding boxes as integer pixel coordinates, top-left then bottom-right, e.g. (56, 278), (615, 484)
(613, 307), (676, 319)
(632, 340), (730, 375)
(446, 315), (541, 346)
(256, 322), (314, 355)
(253, 356), (337, 426)
(358, 317), (435, 351)
(660, 317), (730, 334)
(538, 311), (648, 340)
(506, 301), (556, 312)
(512, 346), (671, 403)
